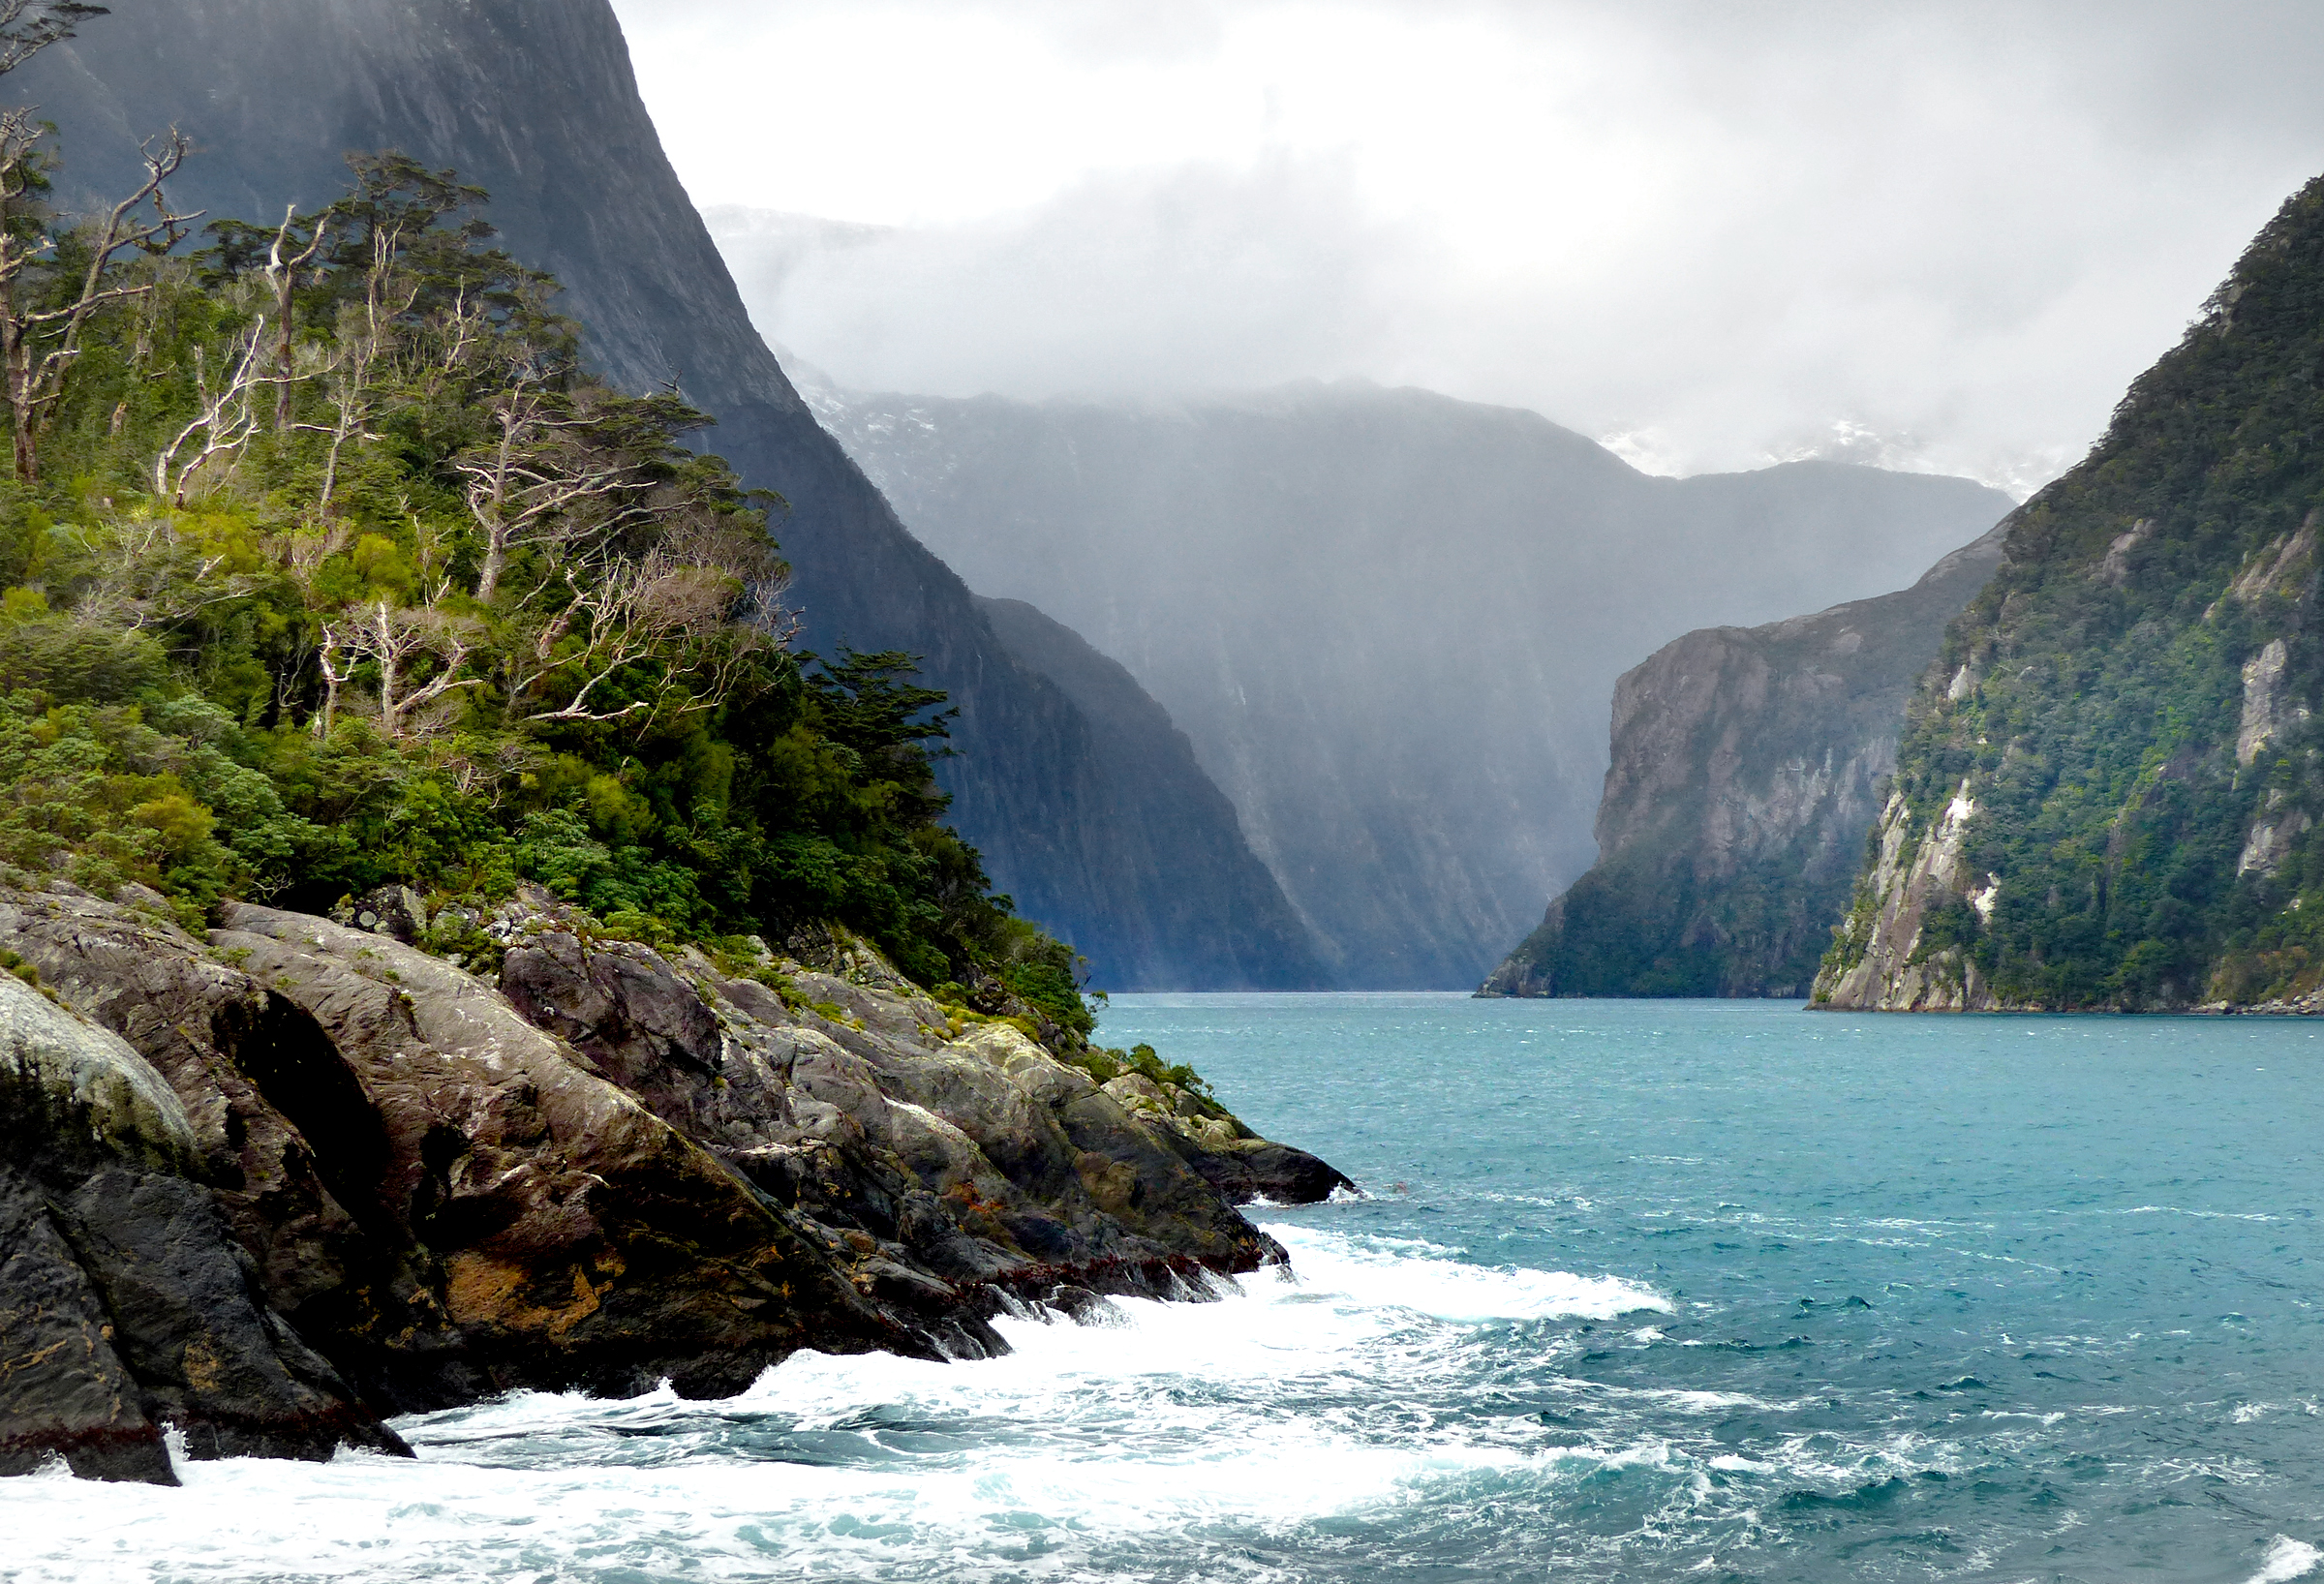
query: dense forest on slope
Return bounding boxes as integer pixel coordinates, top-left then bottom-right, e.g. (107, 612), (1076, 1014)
(1483, 524), (2004, 998)
(1817, 174), (2324, 1010)
(14, 0), (1326, 993)
(0, 134), (1096, 1029)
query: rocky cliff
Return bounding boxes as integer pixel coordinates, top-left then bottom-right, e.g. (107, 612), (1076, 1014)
(0, 950), (406, 1483)
(975, 599), (1328, 989)
(10, 0), (1310, 990)
(0, 880), (1346, 1482)
(1481, 524), (2006, 997)
(805, 381), (2014, 985)
(1815, 173), (2324, 1012)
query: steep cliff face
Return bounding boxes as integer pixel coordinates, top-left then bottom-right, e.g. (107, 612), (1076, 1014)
(12, 0), (1303, 990)
(1815, 173), (2324, 1013)
(811, 381), (2013, 985)
(975, 599), (1329, 989)
(1482, 525), (2005, 997)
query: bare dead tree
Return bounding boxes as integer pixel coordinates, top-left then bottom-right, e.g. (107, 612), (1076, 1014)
(519, 554), (728, 723)
(0, 119), (199, 480)
(515, 519), (789, 728)
(314, 619), (356, 738)
(296, 229), (407, 512)
(455, 385), (642, 603)
(151, 318), (277, 504)
(261, 203), (325, 431)
(319, 597), (480, 739)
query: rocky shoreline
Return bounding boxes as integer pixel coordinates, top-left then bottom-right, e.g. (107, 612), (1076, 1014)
(0, 882), (1348, 1485)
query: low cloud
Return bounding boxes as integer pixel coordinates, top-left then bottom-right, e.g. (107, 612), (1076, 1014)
(634, 0), (2324, 494)
(713, 156), (1426, 401)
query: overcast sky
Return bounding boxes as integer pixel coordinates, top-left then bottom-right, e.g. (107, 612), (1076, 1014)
(609, 1), (2324, 494)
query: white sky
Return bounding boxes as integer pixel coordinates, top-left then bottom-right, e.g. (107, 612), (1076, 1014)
(610, 0), (2324, 493)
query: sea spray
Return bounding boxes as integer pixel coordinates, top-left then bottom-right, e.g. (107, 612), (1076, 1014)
(6, 996), (2320, 1582)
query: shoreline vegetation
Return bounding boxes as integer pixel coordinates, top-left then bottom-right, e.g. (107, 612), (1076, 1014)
(0, 13), (1349, 1489)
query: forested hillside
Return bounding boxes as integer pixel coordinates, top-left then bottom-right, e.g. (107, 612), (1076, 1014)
(0, 136), (1088, 1022)
(1818, 174), (2324, 1010)
(1483, 523), (2004, 998)
(14, 0), (1323, 992)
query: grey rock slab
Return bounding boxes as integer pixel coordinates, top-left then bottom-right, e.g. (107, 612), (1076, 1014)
(214, 904), (940, 1398)
(0, 1165), (172, 1483)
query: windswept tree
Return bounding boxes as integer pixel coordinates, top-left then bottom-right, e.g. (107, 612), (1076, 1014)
(0, 0), (197, 480)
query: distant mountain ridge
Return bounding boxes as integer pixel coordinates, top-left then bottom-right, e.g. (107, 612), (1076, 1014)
(15, 0), (1317, 990)
(1482, 523), (2007, 998)
(810, 380), (2014, 986)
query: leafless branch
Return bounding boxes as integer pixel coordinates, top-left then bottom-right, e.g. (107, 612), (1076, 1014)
(0, 121), (203, 480)
(151, 319), (276, 504)
(321, 598), (482, 739)
(263, 202), (325, 431)
(0, 1), (106, 78)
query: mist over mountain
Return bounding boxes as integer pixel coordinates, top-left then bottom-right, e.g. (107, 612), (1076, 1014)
(656, 2), (2324, 499)
(813, 381), (2014, 986)
(10, 0), (1316, 990)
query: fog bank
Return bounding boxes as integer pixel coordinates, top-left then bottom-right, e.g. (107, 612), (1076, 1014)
(622, 0), (2324, 494)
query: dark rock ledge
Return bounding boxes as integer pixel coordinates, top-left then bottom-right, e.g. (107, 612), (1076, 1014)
(0, 882), (1348, 1483)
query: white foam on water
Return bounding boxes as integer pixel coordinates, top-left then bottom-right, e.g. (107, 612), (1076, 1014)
(1262, 1220), (1671, 1324)
(2248, 1537), (2323, 1584)
(0, 1224), (1674, 1583)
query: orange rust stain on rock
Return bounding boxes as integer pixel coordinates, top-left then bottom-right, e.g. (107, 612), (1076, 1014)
(444, 1252), (610, 1337)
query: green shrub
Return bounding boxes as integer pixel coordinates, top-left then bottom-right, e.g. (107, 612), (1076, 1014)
(0, 140), (1092, 1002)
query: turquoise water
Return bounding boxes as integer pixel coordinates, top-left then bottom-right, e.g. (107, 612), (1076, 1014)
(8, 994), (2322, 1582)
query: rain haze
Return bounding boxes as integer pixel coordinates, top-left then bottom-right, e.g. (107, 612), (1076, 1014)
(613, 0), (2324, 495)
(604, 0), (2324, 986)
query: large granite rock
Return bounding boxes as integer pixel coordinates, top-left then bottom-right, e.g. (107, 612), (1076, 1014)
(208, 903), (954, 1395)
(0, 891), (457, 1408)
(2, 882), (1345, 1483)
(493, 905), (1287, 1298)
(0, 922), (400, 1484)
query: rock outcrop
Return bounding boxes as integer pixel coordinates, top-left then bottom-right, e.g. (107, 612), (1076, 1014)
(0, 883), (1346, 1483)
(805, 381), (2014, 985)
(1814, 173), (2324, 1012)
(0, 924), (405, 1484)
(14, 0), (1313, 992)
(1481, 523), (2006, 997)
